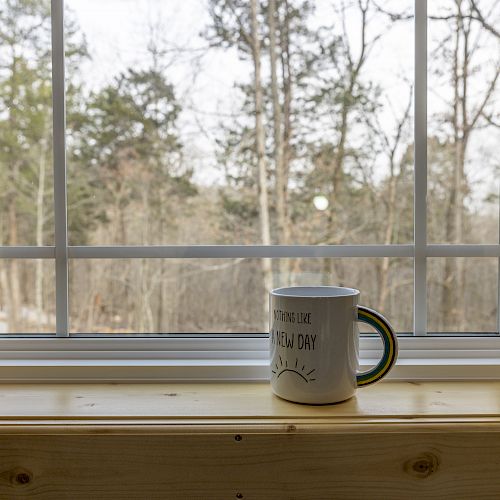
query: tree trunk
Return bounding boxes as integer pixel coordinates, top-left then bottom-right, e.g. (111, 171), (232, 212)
(280, 0), (293, 189)
(85, 276), (94, 333)
(8, 202), (21, 331)
(6, 49), (21, 332)
(377, 90), (412, 313)
(455, 8), (472, 331)
(269, 0), (290, 286)
(377, 174), (397, 312)
(322, 84), (351, 283)
(0, 201), (12, 332)
(250, 0), (273, 329)
(0, 259), (11, 333)
(441, 3), (469, 330)
(157, 209), (165, 332)
(322, 2), (369, 283)
(35, 131), (48, 329)
(280, 1), (294, 285)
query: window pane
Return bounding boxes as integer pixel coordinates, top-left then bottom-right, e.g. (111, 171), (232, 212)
(275, 258), (413, 334)
(70, 259), (266, 334)
(428, 0), (500, 243)
(428, 258), (498, 332)
(0, 259), (55, 334)
(69, 257), (411, 334)
(65, 0), (413, 246)
(0, 0), (54, 246)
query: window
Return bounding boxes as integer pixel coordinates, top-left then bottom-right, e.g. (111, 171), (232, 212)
(0, 0), (499, 381)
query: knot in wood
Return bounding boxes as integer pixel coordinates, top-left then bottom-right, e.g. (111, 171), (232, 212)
(10, 468), (33, 486)
(404, 453), (439, 479)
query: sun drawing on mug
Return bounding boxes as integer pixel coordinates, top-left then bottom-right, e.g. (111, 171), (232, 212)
(272, 356), (316, 383)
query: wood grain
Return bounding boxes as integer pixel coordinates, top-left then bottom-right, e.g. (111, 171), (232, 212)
(0, 381), (499, 420)
(1, 432), (500, 499)
(0, 382), (499, 498)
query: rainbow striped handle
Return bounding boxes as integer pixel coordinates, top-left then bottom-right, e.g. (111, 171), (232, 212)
(356, 305), (398, 387)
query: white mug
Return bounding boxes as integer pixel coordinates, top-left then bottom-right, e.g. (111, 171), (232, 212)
(269, 286), (398, 404)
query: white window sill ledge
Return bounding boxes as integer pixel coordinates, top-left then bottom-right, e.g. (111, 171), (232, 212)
(0, 336), (499, 381)
(0, 358), (499, 382)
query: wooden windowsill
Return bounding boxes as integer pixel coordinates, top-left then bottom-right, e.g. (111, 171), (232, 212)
(2, 382), (500, 498)
(1, 381), (500, 431)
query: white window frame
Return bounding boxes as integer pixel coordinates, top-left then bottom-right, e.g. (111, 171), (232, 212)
(0, 0), (499, 382)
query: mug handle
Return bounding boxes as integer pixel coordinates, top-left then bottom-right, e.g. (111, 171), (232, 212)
(356, 305), (398, 387)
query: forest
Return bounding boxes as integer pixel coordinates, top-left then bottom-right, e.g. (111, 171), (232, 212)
(0, 0), (498, 335)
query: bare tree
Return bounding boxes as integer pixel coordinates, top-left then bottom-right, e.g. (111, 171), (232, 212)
(250, 0), (273, 325)
(372, 90), (413, 312)
(315, 0), (383, 280)
(434, 0), (500, 328)
(268, 0), (292, 285)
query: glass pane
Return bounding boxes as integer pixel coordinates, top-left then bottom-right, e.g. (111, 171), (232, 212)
(0, 0), (54, 246)
(275, 258), (413, 334)
(0, 259), (55, 334)
(70, 259), (266, 334)
(428, 258), (498, 332)
(65, 0), (413, 245)
(428, 0), (500, 243)
(69, 258), (412, 334)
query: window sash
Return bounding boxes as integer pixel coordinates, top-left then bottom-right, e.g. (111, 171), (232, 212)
(0, 0), (497, 339)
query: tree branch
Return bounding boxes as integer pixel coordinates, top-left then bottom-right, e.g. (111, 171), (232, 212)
(469, 0), (500, 39)
(468, 66), (500, 132)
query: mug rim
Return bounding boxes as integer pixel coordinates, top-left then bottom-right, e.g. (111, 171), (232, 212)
(271, 285), (360, 298)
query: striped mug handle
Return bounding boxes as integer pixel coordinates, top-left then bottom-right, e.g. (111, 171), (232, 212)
(356, 305), (398, 387)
